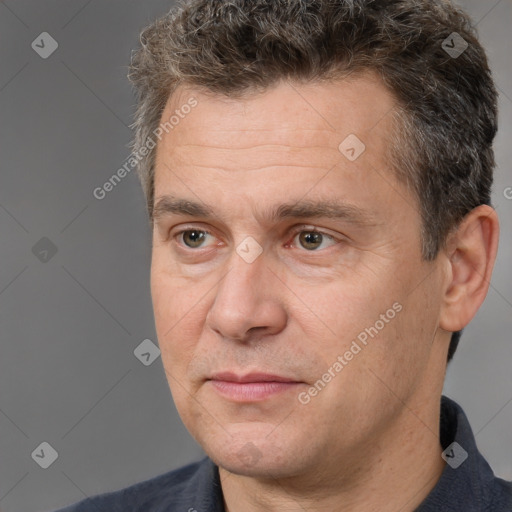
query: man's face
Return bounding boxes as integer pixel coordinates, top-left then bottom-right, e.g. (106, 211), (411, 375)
(150, 75), (448, 479)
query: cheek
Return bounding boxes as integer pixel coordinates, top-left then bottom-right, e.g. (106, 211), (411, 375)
(151, 270), (206, 371)
(393, 280), (442, 364)
(301, 270), (417, 381)
(349, 275), (442, 402)
(152, 259), (201, 327)
(306, 277), (392, 337)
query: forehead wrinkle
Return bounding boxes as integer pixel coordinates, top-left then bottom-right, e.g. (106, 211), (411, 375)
(165, 120), (344, 151)
(161, 142), (342, 174)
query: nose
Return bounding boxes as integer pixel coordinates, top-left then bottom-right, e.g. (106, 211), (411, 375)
(205, 246), (288, 343)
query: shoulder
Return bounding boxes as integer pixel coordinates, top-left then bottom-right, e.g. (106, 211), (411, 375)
(50, 457), (217, 512)
(489, 476), (512, 511)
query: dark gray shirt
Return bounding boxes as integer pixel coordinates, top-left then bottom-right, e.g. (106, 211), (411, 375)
(52, 396), (512, 511)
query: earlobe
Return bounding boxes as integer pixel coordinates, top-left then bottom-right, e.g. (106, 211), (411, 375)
(439, 205), (499, 333)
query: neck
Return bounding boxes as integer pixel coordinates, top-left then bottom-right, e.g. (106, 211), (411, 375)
(219, 398), (446, 512)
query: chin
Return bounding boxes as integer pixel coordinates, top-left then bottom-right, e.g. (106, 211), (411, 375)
(205, 435), (310, 479)
(214, 452), (292, 478)
(182, 409), (321, 477)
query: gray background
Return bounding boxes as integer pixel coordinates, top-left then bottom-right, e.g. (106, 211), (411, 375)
(0, 1), (510, 511)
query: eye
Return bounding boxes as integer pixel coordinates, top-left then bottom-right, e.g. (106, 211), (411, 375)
(291, 229), (339, 251)
(176, 229), (216, 249)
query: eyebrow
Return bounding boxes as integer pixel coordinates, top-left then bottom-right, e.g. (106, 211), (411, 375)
(152, 195), (378, 227)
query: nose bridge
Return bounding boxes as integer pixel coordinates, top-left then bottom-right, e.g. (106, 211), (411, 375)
(206, 244), (286, 341)
(216, 246), (267, 314)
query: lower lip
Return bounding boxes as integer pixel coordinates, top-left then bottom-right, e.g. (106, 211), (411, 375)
(209, 380), (300, 401)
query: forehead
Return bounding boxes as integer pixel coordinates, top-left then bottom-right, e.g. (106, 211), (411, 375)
(151, 74), (412, 228)
(151, 75), (421, 248)
(155, 73), (398, 170)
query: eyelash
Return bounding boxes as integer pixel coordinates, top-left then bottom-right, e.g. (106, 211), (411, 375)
(172, 226), (341, 252)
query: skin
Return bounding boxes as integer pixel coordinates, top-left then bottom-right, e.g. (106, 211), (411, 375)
(150, 73), (499, 511)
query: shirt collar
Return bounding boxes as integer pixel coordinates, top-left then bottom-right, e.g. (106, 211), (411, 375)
(416, 395), (498, 511)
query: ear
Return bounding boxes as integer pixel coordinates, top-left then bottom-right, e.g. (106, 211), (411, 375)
(439, 205), (499, 333)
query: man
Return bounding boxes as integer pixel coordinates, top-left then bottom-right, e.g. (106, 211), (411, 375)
(54, 0), (511, 510)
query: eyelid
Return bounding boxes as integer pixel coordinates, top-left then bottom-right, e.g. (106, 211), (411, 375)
(170, 224), (215, 237)
(290, 224), (336, 235)
(288, 224), (341, 241)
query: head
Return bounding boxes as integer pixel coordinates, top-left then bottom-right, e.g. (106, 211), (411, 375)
(129, 0), (499, 481)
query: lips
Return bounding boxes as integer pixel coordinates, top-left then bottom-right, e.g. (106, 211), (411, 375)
(209, 371), (299, 383)
(207, 372), (302, 402)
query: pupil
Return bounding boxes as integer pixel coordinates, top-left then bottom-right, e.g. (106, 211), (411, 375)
(185, 230), (205, 247)
(300, 231), (322, 250)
